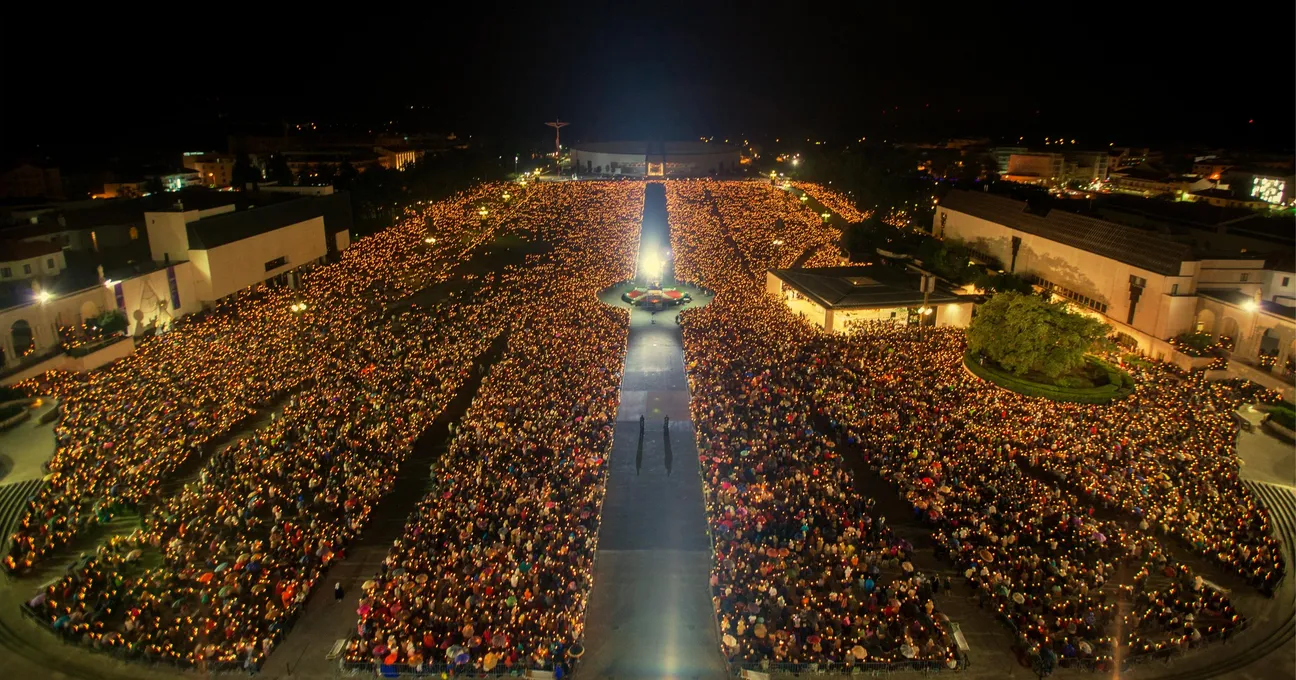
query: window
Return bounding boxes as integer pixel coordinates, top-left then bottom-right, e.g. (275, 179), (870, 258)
(1240, 273), (1250, 282)
(0, 267), (9, 278)
(1170, 283), (1179, 295)
(129, 226), (139, 240)
(46, 258), (55, 270)
(264, 256), (288, 272)
(23, 264), (32, 275)
(1283, 277), (1291, 286)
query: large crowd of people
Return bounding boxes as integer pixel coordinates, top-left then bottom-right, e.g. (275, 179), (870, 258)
(21, 181), (527, 668)
(13, 176), (1286, 675)
(344, 182), (642, 674)
(664, 180), (1283, 671)
(667, 181), (961, 668)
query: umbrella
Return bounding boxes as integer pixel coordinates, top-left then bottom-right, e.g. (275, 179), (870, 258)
(900, 643), (916, 658)
(754, 623), (767, 638)
(454, 652), (470, 665)
(362, 580), (377, 590)
(978, 549), (994, 563)
(491, 634), (506, 648)
(197, 572), (215, 584)
(901, 561), (913, 573)
(567, 643), (585, 658)
(722, 633), (738, 648)
(852, 645), (867, 660)
(415, 574), (429, 585)
(483, 653), (499, 671)
(807, 635), (821, 645)
(1012, 592), (1025, 605)
(126, 549), (142, 562)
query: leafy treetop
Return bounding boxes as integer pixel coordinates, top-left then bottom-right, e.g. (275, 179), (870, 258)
(967, 292), (1110, 379)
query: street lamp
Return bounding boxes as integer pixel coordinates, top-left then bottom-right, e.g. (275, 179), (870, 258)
(424, 236), (437, 244)
(502, 192), (511, 202)
(36, 291), (52, 304)
(821, 211), (832, 222)
(478, 207), (489, 218)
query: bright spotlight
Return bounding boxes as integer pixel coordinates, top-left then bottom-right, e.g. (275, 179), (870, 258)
(1242, 300), (1259, 312)
(642, 252), (663, 281)
(36, 291), (52, 304)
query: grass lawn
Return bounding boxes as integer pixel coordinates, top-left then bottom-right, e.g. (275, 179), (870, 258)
(965, 352), (1135, 404)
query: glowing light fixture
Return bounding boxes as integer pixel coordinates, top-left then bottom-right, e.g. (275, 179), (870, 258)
(36, 291), (52, 304)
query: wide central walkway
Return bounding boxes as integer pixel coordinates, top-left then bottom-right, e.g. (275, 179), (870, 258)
(582, 184), (726, 679)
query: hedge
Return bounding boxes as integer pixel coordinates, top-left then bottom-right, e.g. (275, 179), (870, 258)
(1269, 402), (1296, 431)
(964, 352), (1135, 405)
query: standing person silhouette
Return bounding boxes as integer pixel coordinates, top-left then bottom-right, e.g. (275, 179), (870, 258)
(636, 415), (644, 475)
(663, 416), (672, 476)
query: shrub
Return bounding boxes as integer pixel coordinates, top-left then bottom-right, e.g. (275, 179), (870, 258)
(965, 352), (1134, 405)
(1270, 402), (1296, 430)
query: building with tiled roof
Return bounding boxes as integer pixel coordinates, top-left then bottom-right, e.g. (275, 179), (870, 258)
(935, 190), (1295, 387)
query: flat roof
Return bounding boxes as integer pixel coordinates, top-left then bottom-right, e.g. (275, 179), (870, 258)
(186, 192), (353, 249)
(770, 265), (966, 310)
(939, 190), (1194, 276)
(1199, 289), (1296, 320)
(571, 141), (739, 156)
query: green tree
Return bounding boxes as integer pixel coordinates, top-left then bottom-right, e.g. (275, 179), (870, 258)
(267, 154), (294, 186)
(967, 292), (1110, 379)
(231, 153), (259, 190)
(315, 163), (337, 185)
(974, 270), (1034, 294)
(336, 160), (359, 189)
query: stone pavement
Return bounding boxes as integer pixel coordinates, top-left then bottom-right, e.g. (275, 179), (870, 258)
(580, 302), (726, 680)
(0, 397), (58, 484)
(1236, 404), (1296, 488)
(580, 183), (726, 679)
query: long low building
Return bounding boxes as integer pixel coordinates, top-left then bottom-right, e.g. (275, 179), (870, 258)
(767, 265), (973, 333)
(1, 191), (353, 378)
(570, 141), (740, 177)
(935, 190), (1295, 383)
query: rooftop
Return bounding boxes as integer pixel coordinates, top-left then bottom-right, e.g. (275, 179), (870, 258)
(939, 190), (1194, 276)
(1198, 289), (1296, 320)
(769, 265), (965, 310)
(570, 141), (740, 156)
(185, 192), (353, 250)
(0, 240), (62, 262)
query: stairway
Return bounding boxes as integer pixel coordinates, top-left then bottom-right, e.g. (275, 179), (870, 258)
(0, 478), (44, 550)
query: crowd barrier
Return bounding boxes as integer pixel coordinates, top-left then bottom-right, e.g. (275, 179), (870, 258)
(726, 657), (960, 676)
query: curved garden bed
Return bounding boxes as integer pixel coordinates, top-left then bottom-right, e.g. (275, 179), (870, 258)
(964, 352), (1134, 404)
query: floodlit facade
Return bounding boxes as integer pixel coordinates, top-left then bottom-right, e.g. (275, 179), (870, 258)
(570, 141), (741, 177)
(2, 193), (352, 377)
(936, 190), (1295, 385)
(766, 266), (973, 333)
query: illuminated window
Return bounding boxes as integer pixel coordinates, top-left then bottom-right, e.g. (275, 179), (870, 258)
(1251, 177), (1286, 204)
(129, 226), (139, 240)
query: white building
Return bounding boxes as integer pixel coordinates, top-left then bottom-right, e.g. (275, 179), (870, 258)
(766, 265), (974, 333)
(570, 141), (741, 177)
(0, 241), (66, 282)
(936, 190), (1295, 385)
(2, 193), (353, 378)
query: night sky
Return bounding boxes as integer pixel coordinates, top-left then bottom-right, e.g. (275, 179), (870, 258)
(3, 3), (1293, 158)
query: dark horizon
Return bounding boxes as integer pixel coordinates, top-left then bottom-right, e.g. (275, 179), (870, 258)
(3, 4), (1294, 160)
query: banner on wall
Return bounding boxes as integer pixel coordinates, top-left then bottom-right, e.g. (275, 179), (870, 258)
(166, 266), (181, 310)
(113, 282), (125, 310)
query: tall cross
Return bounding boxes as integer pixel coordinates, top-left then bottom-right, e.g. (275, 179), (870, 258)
(544, 120), (569, 157)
